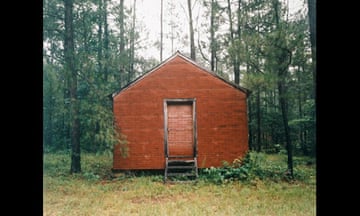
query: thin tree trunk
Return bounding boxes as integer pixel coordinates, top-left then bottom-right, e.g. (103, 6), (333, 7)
(64, 0), (81, 173)
(278, 81), (293, 177)
(248, 97), (253, 151)
(307, 0), (316, 157)
(63, 86), (70, 150)
(187, 0), (195, 60)
(119, 0), (125, 85)
(226, 0), (233, 39)
(256, 89), (261, 152)
(273, 0), (293, 178)
(160, 0), (163, 61)
(298, 91), (308, 155)
(129, 0), (136, 82)
(119, 0), (125, 54)
(297, 66), (308, 155)
(210, 0), (216, 71)
(234, 0), (242, 85)
(97, 0), (103, 75)
(307, 0), (316, 90)
(227, 0), (240, 85)
(104, 0), (109, 81)
(45, 98), (54, 149)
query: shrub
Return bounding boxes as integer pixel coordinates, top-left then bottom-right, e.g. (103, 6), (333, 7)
(200, 151), (315, 184)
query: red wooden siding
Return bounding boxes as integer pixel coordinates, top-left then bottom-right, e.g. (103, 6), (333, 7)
(113, 53), (248, 170)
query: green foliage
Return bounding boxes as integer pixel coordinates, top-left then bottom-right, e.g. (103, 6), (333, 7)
(116, 132), (129, 158)
(43, 0), (157, 156)
(83, 172), (100, 181)
(44, 153), (315, 215)
(43, 0), (316, 177)
(237, 0), (316, 159)
(44, 152), (115, 181)
(264, 144), (282, 154)
(200, 167), (225, 184)
(200, 151), (315, 184)
(200, 152), (252, 184)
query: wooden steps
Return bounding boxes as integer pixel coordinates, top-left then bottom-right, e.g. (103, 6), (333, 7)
(164, 157), (198, 182)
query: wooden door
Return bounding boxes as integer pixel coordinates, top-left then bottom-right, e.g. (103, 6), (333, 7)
(167, 103), (194, 157)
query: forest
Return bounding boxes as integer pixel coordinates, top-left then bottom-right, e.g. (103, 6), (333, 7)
(43, 0), (316, 176)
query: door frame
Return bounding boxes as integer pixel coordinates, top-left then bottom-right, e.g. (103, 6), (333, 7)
(163, 98), (197, 158)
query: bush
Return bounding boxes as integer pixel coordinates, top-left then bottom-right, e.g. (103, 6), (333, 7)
(200, 153), (252, 184)
(83, 172), (100, 181)
(200, 151), (315, 184)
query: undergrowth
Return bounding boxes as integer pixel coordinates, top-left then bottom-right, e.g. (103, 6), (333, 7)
(43, 151), (315, 185)
(199, 151), (315, 184)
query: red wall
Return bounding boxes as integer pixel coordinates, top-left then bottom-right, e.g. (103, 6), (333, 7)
(113, 55), (248, 170)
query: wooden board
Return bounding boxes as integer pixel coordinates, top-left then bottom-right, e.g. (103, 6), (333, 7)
(167, 104), (193, 156)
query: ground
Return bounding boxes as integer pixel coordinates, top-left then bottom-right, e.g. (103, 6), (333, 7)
(43, 152), (316, 216)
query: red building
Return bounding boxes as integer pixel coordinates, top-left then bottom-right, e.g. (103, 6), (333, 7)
(112, 52), (249, 176)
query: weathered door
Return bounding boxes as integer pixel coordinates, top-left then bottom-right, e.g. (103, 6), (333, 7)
(166, 103), (194, 157)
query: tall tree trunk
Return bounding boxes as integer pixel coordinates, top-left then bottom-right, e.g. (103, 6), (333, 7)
(237, 0), (241, 39)
(64, 0), (81, 173)
(233, 59), (240, 85)
(234, 0), (242, 85)
(297, 66), (308, 155)
(129, 0), (136, 82)
(97, 0), (103, 75)
(119, 0), (125, 86)
(119, 0), (125, 54)
(307, 0), (316, 90)
(103, 0), (109, 82)
(187, 0), (196, 60)
(160, 0), (163, 61)
(234, 0), (241, 85)
(248, 97), (253, 151)
(210, 0), (216, 71)
(278, 81), (293, 177)
(256, 89), (261, 152)
(44, 83), (54, 149)
(307, 0), (316, 157)
(63, 86), (70, 150)
(298, 90), (308, 155)
(227, 0), (240, 85)
(273, 0), (293, 178)
(226, 0), (233, 40)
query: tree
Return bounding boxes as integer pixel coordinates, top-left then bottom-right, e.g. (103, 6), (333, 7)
(166, 1), (181, 54)
(64, 0), (81, 173)
(307, 0), (316, 86)
(43, 63), (56, 151)
(129, 0), (137, 82)
(209, 0), (217, 71)
(160, 0), (163, 61)
(103, 0), (110, 82)
(119, 0), (126, 86)
(44, 0), (315, 169)
(226, 0), (241, 85)
(307, 0), (316, 156)
(97, 0), (104, 79)
(187, 0), (196, 60)
(267, 0), (293, 178)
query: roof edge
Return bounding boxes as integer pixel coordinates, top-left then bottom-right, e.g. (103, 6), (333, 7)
(175, 52), (251, 95)
(111, 51), (251, 98)
(111, 51), (182, 98)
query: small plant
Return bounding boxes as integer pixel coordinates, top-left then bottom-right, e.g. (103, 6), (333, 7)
(200, 167), (225, 184)
(200, 153), (253, 184)
(83, 172), (100, 181)
(199, 151), (315, 184)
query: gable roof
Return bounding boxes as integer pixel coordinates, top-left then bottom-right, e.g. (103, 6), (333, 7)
(111, 51), (250, 98)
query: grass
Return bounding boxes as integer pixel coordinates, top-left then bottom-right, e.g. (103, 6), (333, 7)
(43, 152), (316, 216)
